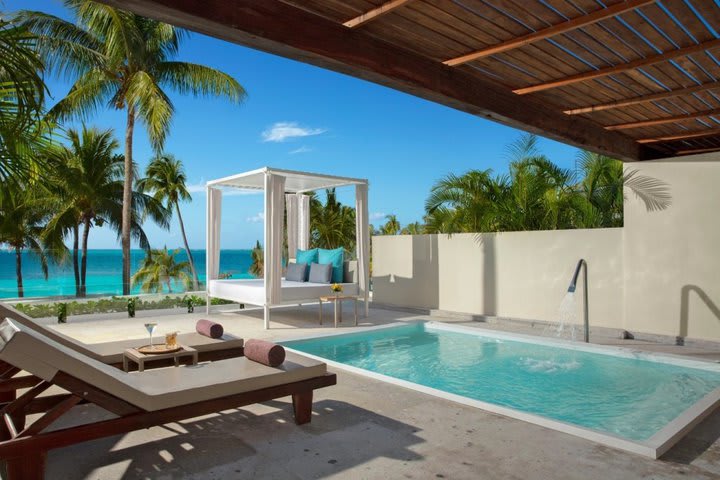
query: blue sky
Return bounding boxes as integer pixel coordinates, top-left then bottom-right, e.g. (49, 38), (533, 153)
(9, 0), (584, 249)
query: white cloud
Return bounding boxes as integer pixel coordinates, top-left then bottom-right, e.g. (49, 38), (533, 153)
(261, 122), (326, 143)
(289, 146), (312, 155)
(370, 212), (386, 221)
(246, 212), (265, 223)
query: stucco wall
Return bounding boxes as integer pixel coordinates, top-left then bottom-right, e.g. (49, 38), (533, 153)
(372, 151), (720, 341)
(623, 152), (720, 340)
(373, 229), (625, 328)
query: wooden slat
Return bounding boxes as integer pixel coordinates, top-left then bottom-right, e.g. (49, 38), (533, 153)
(637, 127), (720, 143)
(675, 146), (720, 155)
(565, 82), (720, 114)
(605, 108), (720, 130)
(343, 0), (415, 28)
(17, 396), (82, 438)
(96, 0), (651, 161)
(444, 0), (656, 66)
(514, 38), (720, 94)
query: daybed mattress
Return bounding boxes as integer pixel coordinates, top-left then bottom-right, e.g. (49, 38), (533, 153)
(209, 279), (359, 306)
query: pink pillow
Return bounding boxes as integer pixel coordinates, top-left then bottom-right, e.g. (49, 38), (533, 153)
(244, 339), (286, 367)
(196, 319), (224, 339)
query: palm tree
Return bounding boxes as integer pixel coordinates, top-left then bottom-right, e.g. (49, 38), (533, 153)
(380, 214), (401, 235)
(0, 182), (64, 297)
(309, 189), (356, 251)
(401, 222), (425, 235)
(44, 126), (170, 296)
(21, 1), (247, 294)
(249, 240), (263, 278)
(425, 169), (506, 233)
(132, 247), (191, 293)
(137, 154), (199, 290)
(0, 15), (50, 182)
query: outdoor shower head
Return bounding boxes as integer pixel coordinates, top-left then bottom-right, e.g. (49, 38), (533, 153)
(567, 259), (586, 293)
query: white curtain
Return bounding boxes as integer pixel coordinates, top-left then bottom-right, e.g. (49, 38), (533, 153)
(285, 194), (298, 259)
(298, 193), (310, 251)
(264, 173), (286, 305)
(355, 184), (370, 313)
(206, 187), (222, 282)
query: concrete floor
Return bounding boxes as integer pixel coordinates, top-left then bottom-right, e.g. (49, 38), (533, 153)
(30, 305), (720, 479)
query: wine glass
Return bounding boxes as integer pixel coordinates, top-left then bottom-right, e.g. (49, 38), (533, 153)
(144, 322), (158, 349)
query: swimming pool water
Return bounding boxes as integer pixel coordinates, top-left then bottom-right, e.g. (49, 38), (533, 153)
(283, 322), (720, 441)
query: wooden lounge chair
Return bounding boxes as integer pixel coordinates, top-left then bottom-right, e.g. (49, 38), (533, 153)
(0, 318), (336, 479)
(0, 302), (245, 367)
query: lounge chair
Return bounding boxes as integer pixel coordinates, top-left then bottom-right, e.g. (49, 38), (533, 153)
(0, 318), (336, 479)
(0, 302), (245, 367)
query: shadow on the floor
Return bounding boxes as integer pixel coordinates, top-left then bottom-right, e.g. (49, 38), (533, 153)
(46, 399), (425, 479)
(662, 408), (720, 465)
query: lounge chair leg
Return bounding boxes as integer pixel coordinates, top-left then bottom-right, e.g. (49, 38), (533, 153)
(5, 450), (46, 480)
(292, 391), (313, 425)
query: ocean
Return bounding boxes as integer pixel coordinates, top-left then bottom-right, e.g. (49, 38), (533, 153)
(0, 249), (254, 299)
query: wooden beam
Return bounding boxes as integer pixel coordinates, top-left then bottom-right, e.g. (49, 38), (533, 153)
(564, 82), (720, 115)
(515, 38), (720, 95)
(343, 0), (415, 28)
(444, 0), (655, 66)
(637, 127), (720, 143)
(605, 108), (720, 130)
(675, 146), (720, 156)
(96, 0), (652, 161)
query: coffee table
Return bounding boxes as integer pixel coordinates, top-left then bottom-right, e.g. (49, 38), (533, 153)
(123, 344), (198, 372)
(319, 295), (358, 328)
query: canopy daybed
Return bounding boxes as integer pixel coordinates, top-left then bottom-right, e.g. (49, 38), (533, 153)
(205, 167), (370, 329)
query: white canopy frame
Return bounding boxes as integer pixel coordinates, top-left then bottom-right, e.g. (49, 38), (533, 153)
(206, 167), (370, 329)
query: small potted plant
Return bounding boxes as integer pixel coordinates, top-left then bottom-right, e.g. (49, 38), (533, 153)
(56, 303), (67, 324)
(186, 297), (194, 313)
(330, 283), (343, 297)
(127, 297), (136, 318)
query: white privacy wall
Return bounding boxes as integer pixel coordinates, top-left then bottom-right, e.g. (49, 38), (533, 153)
(372, 151), (720, 342)
(372, 229), (625, 329)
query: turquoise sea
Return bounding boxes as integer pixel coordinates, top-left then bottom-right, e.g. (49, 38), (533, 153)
(0, 249), (254, 299)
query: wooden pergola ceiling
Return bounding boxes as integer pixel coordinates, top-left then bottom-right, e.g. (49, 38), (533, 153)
(102, 0), (720, 162)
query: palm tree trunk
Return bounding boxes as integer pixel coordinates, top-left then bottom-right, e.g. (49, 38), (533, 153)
(15, 247), (23, 298)
(121, 107), (135, 296)
(175, 202), (199, 290)
(73, 224), (80, 297)
(80, 218), (91, 297)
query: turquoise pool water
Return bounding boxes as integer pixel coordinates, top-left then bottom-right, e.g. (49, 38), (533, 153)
(283, 323), (720, 441)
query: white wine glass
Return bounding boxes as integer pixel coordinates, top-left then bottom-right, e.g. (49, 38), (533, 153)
(144, 322), (158, 348)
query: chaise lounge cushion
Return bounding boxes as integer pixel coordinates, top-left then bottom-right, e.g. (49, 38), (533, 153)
(0, 319), (327, 412)
(0, 302), (243, 365)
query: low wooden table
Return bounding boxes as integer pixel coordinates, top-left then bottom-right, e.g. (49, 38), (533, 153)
(319, 294), (359, 327)
(123, 344), (198, 372)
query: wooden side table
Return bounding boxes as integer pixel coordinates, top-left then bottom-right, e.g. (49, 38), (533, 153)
(319, 295), (358, 328)
(123, 344), (198, 372)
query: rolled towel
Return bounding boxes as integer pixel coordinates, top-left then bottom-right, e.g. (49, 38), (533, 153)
(196, 319), (224, 339)
(244, 339), (286, 367)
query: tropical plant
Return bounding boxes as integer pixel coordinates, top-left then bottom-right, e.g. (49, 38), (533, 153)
(44, 125), (170, 296)
(401, 222), (425, 235)
(132, 247), (191, 293)
(0, 181), (64, 297)
(249, 240), (263, 278)
(309, 189), (356, 251)
(21, 0), (247, 294)
(137, 153), (199, 290)
(0, 15), (50, 182)
(380, 214), (401, 235)
(425, 134), (670, 234)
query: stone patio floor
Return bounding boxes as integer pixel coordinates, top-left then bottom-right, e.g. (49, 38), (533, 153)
(24, 304), (720, 479)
